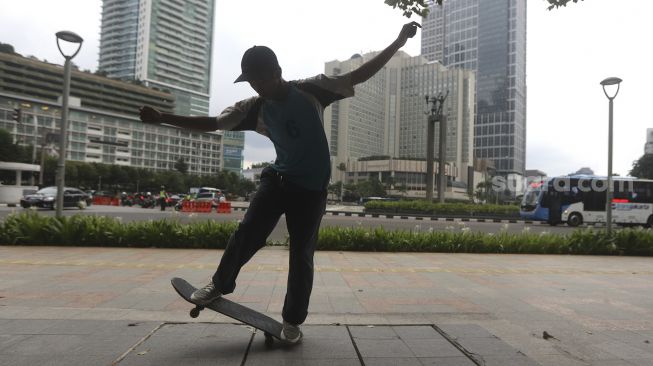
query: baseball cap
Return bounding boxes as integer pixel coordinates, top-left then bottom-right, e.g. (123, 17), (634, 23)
(234, 46), (280, 83)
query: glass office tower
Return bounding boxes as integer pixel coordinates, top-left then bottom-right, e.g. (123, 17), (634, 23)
(422, 0), (527, 175)
(99, 0), (214, 116)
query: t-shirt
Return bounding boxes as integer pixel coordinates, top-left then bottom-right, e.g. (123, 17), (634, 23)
(214, 74), (355, 190)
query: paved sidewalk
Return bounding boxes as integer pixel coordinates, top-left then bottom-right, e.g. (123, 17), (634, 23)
(1, 246), (652, 365)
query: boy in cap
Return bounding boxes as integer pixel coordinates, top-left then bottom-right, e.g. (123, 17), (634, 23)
(140, 21), (420, 343)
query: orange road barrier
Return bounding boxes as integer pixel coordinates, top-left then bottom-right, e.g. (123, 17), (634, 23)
(217, 201), (232, 214)
(92, 196), (113, 205)
(196, 201), (212, 213)
(180, 201), (213, 213)
(181, 201), (194, 212)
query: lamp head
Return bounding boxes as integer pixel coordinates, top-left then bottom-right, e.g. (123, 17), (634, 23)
(600, 77), (622, 99)
(55, 31), (83, 59)
(600, 77), (622, 86)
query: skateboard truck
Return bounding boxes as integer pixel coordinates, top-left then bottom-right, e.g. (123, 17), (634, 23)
(189, 305), (204, 318)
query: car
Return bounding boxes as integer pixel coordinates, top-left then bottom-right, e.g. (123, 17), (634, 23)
(20, 186), (92, 210)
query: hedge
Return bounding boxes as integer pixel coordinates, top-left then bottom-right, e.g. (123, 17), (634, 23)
(1, 212), (652, 256)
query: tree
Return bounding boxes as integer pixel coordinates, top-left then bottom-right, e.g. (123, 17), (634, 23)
(0, 42), (15, 54)
(328, 181), (343, 199)
(174, 158), (189, 174)
(251, 161), (273, 169)
(630, 154), (653, 179)
(395, 183), (408, 197)
(545, 0), (584, 10)
(384, 0), (583, 18)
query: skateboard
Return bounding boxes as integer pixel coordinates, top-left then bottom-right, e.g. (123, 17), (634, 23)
(171, 277), (283, 344)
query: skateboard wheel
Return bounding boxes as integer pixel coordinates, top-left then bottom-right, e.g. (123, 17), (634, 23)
(190, 307), (201, 318)
(264, 332), (273, 345)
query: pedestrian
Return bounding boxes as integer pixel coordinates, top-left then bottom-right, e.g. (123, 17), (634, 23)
(139, 21), (420, 344)
(159, 185), (168, 211)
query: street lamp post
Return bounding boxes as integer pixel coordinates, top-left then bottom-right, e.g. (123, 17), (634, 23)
(55, 31), (83, 218)
(424, 92), (448, 203)
(600, 77), (622, 236)
(425, 96), (436, 202)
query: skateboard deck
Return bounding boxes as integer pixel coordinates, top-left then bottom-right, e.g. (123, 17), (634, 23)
(171, 277), (283, 343)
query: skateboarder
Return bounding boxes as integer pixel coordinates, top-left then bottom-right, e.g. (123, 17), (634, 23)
(140, 21), (420, 343)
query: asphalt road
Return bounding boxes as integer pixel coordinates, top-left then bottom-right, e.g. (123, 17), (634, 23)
(0, 204), (578, 242)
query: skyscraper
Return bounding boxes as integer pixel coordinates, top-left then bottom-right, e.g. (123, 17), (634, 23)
(324, 51), (475, 184)
(422, 0), (527, 176)
(99, 0), (246, 173)
(99, 0), (214, 117)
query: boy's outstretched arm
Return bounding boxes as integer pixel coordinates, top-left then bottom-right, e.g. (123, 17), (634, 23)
(139, 106), (218, 131)
(348, 21), (421, 86)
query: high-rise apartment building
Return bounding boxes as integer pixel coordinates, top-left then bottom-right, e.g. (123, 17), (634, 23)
(98, 0), (245, 173)
(324, 51), (475, 184)
(421, 0), (527, 176)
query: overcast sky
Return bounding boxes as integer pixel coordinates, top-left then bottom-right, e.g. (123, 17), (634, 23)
(1, 0), (651, 177)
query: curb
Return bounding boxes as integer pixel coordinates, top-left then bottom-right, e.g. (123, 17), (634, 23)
(324, 210), (546, 225)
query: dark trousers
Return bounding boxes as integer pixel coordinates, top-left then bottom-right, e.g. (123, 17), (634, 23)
(212, 167), (327, 325)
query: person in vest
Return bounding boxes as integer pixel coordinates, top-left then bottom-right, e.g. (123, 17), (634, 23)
(139, 21), (420, 344)
(159, 185), (168, 211)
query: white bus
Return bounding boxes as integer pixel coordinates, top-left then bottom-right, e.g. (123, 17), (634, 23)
(520, 175), (653, 227)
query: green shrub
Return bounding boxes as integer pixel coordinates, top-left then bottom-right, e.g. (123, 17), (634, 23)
(0, 212), (236, 249)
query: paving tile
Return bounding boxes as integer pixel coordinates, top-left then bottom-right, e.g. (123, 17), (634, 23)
(363, 357), (422, 366)
(0, 354), (118, 366)
(349, 325), (397, 339)
(393, 325), (441, 340)
(0, 334), (31, 352)
(418, 357), (476, 365)
(246, 359), (361, 365)
(455, 336), (521, 357)
(404, 338), (464, 358)
(355, 338), (414, 358)
(437, 324), (494, 339)
(2, 334), (89, 355)
(588, 340), (653, 360)
(119, 323), (248, 366)
(0, 319), (57, 335)
(479, 355), (543, 366)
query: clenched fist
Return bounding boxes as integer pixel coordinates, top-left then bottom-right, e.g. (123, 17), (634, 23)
(139, 106), (162, 125)
(397, 21), (421, 47)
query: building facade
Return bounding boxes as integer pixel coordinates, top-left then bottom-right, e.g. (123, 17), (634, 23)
(324, 51), (475, 186)
(0, 52), (231, 175)
(421, 0), (527, 176)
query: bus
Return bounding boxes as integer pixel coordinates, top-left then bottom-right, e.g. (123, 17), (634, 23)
(520, 175), (653, 227)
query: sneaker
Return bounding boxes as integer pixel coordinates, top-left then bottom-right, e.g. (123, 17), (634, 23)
(279, 321), (303, 344)
(190, 280), (222, 305)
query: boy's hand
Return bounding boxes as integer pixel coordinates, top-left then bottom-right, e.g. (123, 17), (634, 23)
(397, 21), (421, 47)
(139, 106), (162, 124)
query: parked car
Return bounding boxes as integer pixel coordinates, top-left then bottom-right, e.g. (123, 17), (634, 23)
(20, 186), (92, 210)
